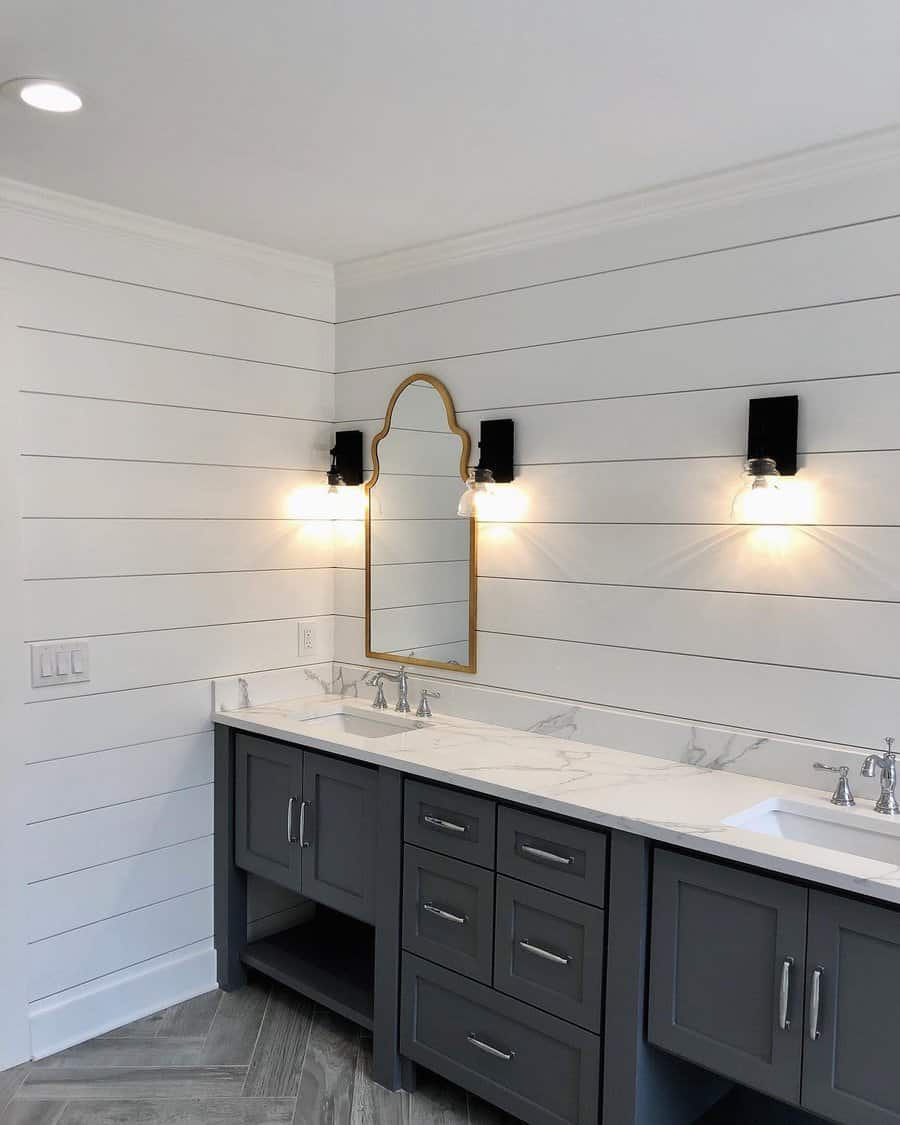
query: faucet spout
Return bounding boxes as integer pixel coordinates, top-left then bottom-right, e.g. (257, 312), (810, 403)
(861, 737), (899, 815)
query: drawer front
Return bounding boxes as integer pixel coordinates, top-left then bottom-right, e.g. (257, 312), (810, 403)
(404, 780), (496, 868)
(497, 807), (606, 907)
(402, 845), (494, 984)
(494, 876), (605, 1032)
(401, 953), (601, 1125)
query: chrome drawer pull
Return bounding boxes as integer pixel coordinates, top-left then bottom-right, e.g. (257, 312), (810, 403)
(424, 814), (467, 834)
(298, 800), (310, 848)
(467, 1033), (515, 1062)
(422, 902), (467, 925)
(519, 939), (571, 966)
(809, 967), (824, 1041)
(286, 796), (297, 844)
(778, 957), (794, 1031)
(520, 842), (573, 865)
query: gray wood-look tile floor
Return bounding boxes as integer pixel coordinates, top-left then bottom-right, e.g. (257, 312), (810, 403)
(1, 978), (520, 1125)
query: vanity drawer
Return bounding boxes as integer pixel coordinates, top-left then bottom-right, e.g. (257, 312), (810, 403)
(493, 876), (605, 1032)
(401, 953), (601, 1125)
(497, 807), (607, 907)
(402, 845), (494, 984)
(404, 780), (496, 868)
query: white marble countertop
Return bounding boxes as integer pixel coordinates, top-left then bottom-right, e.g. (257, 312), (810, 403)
(216, 694), (900, 906)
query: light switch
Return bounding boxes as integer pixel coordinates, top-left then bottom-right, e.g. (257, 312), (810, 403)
(31, 641), (91, 688)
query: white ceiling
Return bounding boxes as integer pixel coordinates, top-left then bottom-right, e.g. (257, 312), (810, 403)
(2, 1), (900, 263)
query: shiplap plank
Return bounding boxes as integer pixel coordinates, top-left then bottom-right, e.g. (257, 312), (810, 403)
(21, 460), (321, 519)
(23, 518), (334, 579)
(26, 734), (213, 823)
(484, 453), (900, 525)
(25, 786), (213, 883)
(336, 295), (900, 418)
(337, 217), (900, 369)
(370, 562), (469, 612)
(25, 569), (333, 641)
(24, 617), (334, 700)
(19, 329), (333, 419)
(333, 617), (896, 748)
(336, 165), (900, 319)
(28, 888), (213, 1001)
(27, 838), (213, 944)
(0, 212), (333, 321)
(368, 520), (467, 566)
(25, 681), (213, 763)
(477, 522), (900, 603)
(371, 601), (469, 655)
(14, 265), (333, 370)
(478, 577), (900, 679)
(22, 395), (331, 470)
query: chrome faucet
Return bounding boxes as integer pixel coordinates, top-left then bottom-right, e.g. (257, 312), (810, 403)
(861, 737), (899, 815)
(813, 762), (855, 807)
(378, 666), (411, 712)
(365, 672), (389, 710)
(365, 667), (410, 712)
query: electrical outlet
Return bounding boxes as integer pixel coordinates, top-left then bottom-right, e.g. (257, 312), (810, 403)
(298, 620), (317, 657)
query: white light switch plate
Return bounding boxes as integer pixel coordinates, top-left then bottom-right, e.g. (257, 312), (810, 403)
(30, 641), (90, 687)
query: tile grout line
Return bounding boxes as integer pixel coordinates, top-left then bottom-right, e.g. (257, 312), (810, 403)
(239, 986), (272, 1097)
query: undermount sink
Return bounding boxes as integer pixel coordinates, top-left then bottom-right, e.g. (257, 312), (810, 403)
(724, 798), (900, 866)
(298, 710), (421, 740)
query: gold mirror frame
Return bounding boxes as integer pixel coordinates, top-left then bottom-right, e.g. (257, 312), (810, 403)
(365, 373), (477, 673)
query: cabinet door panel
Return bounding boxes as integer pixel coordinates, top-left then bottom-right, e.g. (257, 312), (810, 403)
(234, 733), (302, 892)
(803, 890), (900, 1125)
(648, 850), (807, 1103)
(301, 751), (377, 923)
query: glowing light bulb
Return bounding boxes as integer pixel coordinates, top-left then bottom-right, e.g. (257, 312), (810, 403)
(457, 468), (497, 518)
(731, 458), (790, 524)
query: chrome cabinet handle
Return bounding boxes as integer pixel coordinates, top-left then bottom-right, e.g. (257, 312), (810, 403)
(778, 957), (794, 1030)
(809, 967), (823, 1041)
(298, 800), (310, 848)
(423, 902), (467, 925)
(424, 814), (467, 834)
(520, 843), (573, 866)
(519, 939), (571, 966)
(286, 796), (298, 844)
(467, 1033), (514, 1061)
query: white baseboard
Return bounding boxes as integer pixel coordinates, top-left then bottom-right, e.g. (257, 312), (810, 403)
(29, 939), (216, 1059)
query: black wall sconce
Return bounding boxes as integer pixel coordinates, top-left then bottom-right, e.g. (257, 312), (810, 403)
(732, 395), (799, 522)
(327, 429), (363, 489)
(458, 418), (515, 517)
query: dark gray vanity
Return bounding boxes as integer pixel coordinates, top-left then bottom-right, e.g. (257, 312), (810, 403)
(214, 721), (900, 1125)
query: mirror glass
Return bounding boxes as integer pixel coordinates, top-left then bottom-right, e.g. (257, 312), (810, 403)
(366, 374), (475, 672)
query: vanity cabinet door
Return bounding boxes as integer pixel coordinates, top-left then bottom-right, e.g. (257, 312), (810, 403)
(802, 890), (900, 1125)
(234, 733), (302, 892)
(300, 751), (378, 923)
(648, 850), (807, 1104)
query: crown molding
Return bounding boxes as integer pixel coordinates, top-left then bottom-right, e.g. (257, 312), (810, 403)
(337, 125), (900, 287)
(0, 176), (334, 287)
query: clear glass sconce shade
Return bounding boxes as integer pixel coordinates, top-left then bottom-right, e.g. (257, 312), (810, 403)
(731, 457), (788, 524)
(457, 468), (497, 518)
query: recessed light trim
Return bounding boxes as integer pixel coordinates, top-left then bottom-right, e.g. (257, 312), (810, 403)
(1, 77), (82, 112)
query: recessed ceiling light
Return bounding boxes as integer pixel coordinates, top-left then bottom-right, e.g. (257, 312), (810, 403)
(1, 78), (82, 112)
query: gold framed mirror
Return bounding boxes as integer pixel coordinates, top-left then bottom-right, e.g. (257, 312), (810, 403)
(365, 373), (476, 673)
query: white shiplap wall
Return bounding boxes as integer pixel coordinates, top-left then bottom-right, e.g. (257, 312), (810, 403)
(334, 161), (900, 755)
(1, 191), (336, 1059)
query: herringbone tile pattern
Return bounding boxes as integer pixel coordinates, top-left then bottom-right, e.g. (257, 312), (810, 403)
(0, 978), (519, 1124)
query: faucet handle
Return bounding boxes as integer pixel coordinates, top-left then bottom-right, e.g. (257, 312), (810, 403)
(416, 688), (441, 719)
(813, 762), (855, 807)
(886, 736), (895, 757)
(365, 671), (388, 710)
